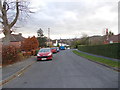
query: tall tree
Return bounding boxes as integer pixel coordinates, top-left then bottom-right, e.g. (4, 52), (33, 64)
(37, 28), (47, 47)
(0, 0), (30, 45)
(80, 33), (89, 45)
(37, 28), (43, 37)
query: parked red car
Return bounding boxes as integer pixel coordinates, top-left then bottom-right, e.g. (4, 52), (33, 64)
(51, 47), (57, 53)
(37, 48), (53, 61)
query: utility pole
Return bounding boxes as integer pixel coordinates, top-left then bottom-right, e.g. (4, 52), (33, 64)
(48, 28), (50, 47)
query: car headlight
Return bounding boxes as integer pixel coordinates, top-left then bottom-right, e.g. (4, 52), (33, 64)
(48, 53), (52, 56)
(37, 54), (40, 56)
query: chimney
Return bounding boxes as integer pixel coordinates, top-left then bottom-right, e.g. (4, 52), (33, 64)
(106, 28), (108, 35)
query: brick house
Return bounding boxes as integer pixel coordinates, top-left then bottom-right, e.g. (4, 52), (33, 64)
(2, 33), (25, 48)
(104, 34), (120, 44)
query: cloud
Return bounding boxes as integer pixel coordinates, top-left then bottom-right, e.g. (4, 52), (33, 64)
(1, 0), (118, 39)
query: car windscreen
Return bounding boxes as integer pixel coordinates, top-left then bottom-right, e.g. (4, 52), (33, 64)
(51, 47), (56, 49)
(39, 49), (50, 52)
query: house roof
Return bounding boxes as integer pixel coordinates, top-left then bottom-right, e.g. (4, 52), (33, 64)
(108, 34), (120, 42)
(2, 33), (25, 42)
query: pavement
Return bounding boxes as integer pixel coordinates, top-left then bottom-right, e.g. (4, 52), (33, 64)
(1, 56), (36, 86)
(0, 39), (2, 90)
(2, 49), (119, 88)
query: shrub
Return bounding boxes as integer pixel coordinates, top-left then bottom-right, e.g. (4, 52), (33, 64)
(31, 50), (36, 56)
(78, 43), (120, 59)
(35, 49), (39, 56)
(18, 53), (25, 60)
(26, 51), (32, 56)
(22, 51), (31, 56)
(21, 36), (39, 52)
(2, 45), (20, 65)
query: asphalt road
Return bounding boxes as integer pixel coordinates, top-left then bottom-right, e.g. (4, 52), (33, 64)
(3, 49), (119, 88)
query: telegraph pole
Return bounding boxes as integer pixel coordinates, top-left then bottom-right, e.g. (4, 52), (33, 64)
(48, 28), (50, 47)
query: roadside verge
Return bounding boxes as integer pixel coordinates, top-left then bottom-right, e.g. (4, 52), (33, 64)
(72, 50), (120, 72)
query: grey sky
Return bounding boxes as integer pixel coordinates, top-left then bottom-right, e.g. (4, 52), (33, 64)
(0, 0), (119, 39)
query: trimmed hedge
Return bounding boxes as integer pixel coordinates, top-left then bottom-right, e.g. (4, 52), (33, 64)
(78, 43), (120, 59)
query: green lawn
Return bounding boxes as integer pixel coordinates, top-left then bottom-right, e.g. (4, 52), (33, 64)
(73, 50), (120, 68)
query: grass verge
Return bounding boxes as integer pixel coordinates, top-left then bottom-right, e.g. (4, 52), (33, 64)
(73, 50), (120, 68)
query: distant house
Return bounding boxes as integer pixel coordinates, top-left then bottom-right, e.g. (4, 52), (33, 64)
(46, 41), (53, 47)
(2, 33), (25, 48)
(104, 34), (120, 44)
(52, 39), (70, 47)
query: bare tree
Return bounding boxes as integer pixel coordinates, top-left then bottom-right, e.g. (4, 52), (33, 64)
(0, 0), (31, 45)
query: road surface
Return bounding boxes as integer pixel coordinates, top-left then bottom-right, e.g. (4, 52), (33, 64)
(3, 49), (119, 88)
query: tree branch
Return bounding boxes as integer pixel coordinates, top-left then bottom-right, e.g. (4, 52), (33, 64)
(0, 15), (2, 18)
(5, 2), (9, 11)
(0, 0), (2, 20)
(9, 0), (19, 28)
(0, 0), (2, 11)
(1, 1), (9, 26)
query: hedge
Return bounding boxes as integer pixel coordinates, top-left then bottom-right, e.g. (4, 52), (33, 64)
(78, 43), (120, 59)
(2, 45), (20, 65)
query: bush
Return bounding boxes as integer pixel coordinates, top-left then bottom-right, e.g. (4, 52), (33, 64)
(35, 49), (39, 56)
(78, 43), (120, 59)
(31, 50), (36, 56)
(21, 36), (39, 52)
(2, 45), (20, 65)
(26, 51), (32, 56)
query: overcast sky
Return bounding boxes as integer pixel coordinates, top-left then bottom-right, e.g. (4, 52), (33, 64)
(0, 0), (119, 39)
